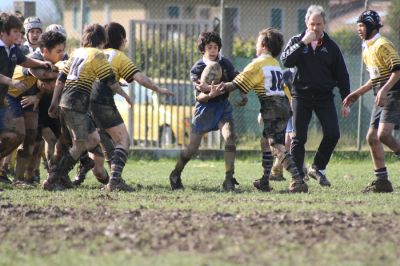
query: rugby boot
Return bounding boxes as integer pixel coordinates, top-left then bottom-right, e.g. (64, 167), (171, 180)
(288, 178), (308, 193)
(72, 156), (95, 186)
(105, 178), (133, 192)
(222, 173), (239, 192)
(363, 179), (393, 193)
(169, 169), (184, 190)
(253, 176), (272, 192)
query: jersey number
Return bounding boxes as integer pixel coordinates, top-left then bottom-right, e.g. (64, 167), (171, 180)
(270, 70), (283, 91)
(67, 57), (85, 80)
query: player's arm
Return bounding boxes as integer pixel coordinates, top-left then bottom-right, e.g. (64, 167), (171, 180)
(0, 74), (28, 90)
(29, 68), (59, 80)
(132, 72), (174, 96)
(48, 77), (64, 118)
(375, 70), (400, 107)
(20, 57), (53, 70)
(196, 82), (224, 102)
(342, 79), (372, 108)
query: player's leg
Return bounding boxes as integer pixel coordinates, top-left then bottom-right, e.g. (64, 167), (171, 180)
(219, 119), (239, 191)
(363, 104), (393, 193)
(169, 131), (203, 190)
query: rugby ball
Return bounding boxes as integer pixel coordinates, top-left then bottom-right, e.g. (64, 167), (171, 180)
(200, 61), (222, 85)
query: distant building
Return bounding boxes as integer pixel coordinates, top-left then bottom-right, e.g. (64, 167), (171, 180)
(62, 0), (330, 41)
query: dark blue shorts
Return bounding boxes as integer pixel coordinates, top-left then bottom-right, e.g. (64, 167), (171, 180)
(370, 91), (400, 129)
(191, 99), (233, 134)
(6, 87), (39, 118)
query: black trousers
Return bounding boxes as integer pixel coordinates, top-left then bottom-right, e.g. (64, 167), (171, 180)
(291, 94), (340, 176)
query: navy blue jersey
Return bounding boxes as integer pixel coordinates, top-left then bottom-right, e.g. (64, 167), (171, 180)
(190, 56), (238, 103)
(0, 40), (27, 105)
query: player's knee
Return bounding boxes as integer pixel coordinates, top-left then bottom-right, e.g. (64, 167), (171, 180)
(366, 131), (379, 146)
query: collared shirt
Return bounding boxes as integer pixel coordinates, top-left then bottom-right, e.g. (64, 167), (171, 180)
(0, 38), (27, 105)
(362, 33), (400, 94)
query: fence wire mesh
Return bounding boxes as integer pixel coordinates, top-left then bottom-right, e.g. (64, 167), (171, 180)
(2, 0), (398, 151)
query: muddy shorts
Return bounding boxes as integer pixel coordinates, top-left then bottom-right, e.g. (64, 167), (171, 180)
(6, 87), (39, 118)
(38, 93), (61, 138)
(90, 102), (124, 129)
(59, 108), (96, 141)
(0, 106), (16, 133)
(260, 96), (290, 145)
(370, 91), (400, 129)
(191, 99), (233, 134)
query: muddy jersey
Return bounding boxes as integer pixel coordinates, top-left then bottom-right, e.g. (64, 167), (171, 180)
(90, 48), (140, 105)
(8, 51), (45, 97)
(0, 39), (27, 106)
(58, 47), (115, 112)
(362, 33), (400, 94)
(233, 54), (285, 99)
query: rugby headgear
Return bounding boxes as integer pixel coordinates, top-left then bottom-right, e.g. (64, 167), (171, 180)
(23, 16), (42, 33)
(357, 10), (383, 40)
(46, 24), (67, 38)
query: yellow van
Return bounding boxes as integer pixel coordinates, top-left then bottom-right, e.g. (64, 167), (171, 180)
(115, 80), (195, 147)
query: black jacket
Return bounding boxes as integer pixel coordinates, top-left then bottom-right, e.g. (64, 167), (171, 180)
(280, 32), (350, 100)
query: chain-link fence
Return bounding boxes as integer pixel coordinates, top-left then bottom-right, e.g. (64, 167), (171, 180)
(3, 0), (397, 151)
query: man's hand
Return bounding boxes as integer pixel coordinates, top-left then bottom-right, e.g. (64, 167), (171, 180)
(375, 89), (388, 107)
(48, 103), (59, 118)
(11, 80), (28, 91)
(157, 87), (175, 96)
(301, 31), (316, 45)
(341, 105), (350, 118)
(342, 92), (360, 108)
(21, 95), (39, 110)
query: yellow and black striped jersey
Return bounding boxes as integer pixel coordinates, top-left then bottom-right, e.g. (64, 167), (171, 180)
(233, 54), (286, 99)
(363, 34), (400, 94)
(8, 65), (37, 97)
(90, 48), (140, 105)
(59, 47), (115, 112)
(103, 48), (139, 82)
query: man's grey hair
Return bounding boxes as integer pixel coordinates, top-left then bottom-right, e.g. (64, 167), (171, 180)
(305, 5), (326, 23)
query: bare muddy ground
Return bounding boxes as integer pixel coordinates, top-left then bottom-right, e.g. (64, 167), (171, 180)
(1, 203), (400, 264)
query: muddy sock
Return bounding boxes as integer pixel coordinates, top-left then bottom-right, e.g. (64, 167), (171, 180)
(110, 147), (128, 180)
(279, 151), (302, 181)
(262, 151), (273, 180)
(271, 157), (283, 176)
(374, 167), (388, 180)
(224, 144), (236, 176)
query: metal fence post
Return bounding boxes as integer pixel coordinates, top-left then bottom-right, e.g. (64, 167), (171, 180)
(357, 0), (369, 151)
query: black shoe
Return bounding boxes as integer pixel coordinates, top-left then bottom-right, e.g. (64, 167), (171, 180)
(363, 179), (393, 193)
(222, 175), (239, 192)
(0, 174), (12, 184)
(73, 157), (95, 186)
(308, 167), (331, 187)
(253, 177), (271, 192)
(169, 169), (184, 190)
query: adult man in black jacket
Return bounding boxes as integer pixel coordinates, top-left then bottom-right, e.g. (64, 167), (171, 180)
(280, 5), (350, 187)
